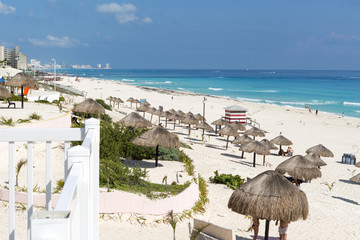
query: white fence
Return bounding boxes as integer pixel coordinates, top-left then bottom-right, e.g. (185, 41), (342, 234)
(0, 118), (100, 240)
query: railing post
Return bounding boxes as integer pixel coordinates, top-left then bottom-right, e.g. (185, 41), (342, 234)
(85, 118), (100, 240)
(68, 145), (90, 240)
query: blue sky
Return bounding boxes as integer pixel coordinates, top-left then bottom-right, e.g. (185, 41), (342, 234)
(1, 0), (360, 69)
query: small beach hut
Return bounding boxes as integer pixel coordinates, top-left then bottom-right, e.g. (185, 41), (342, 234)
(239, 140), (270, 167)
(118, 112), (152, 128)
(218, 125), (239, 150)
(194, 121), (214, 141)
(228, 170), (309, 240)
(72, 98), (105, 118)
(306, 144), (334, 158)
(182, 115), (199, 136)
(275, 155), (322, 181)
(270, 135), (293, 155)
(224, 105), (248, 123)
(132, 125), (180, 167)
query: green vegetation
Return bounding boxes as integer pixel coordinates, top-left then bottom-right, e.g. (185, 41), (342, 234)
(35, 99), (51, 104)
(180, 141), (192, 149)
(54, 179), (65, 193)
(15, 159), (27, 186)
(182, 151), (195, 176)
(0, 116), (15, 126)
(209, 170), (245, 190)
(28, 112), (42, 120)
(96, 98), (112, 111)
(100, 113), (112, 123)
(17, 118), (31, 124)
(0, 94), (28, 102)
(59, 96), (65, 101)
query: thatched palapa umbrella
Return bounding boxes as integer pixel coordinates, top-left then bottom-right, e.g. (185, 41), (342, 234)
(182, 115), (199, 136)
(232, 134), (252, 158)
(137, 104), (149, 117)
(211, 118), (229, 134)
(244, 127), (266, 140)
(161, 111), (173, 128)
(229, 122), (246, 131)
(260, 139), (278, 165)
(6, 72), (39, 108)
(168, 109), (177, 115)
(275, 155), (322, 181)
(169, 113), (183, 129)
(355, 162), (360, 168)
(304, 153), (327, 167)
(126, 97), (135, 108)
(134, 99), (141, 108)
(270, 135), (293, 155)
(239, 140), (270, 167)
(306, 144), (334, 158)
(176, 110), (185, 117)
(73, 98), (105, 117)
(194, 122), (214, 141)
(132, 125), (180, 167)
(106, 96), (113, 106)
(153, 109), (163, 125)
(146, 107), (157, 122)
(218, 125), (239, 150)
(228, 170), (309, 240)
(0, 86), (11, 99)
(118, 112), (152, 128)
(194, 113), (205, 122)
(350, 173), (360, 184)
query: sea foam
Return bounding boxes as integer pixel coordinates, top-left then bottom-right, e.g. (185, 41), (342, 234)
(208, 87), (224, 91)
(344, 101), (360, 106)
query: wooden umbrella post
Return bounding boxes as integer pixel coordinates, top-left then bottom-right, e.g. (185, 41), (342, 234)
(21, 85), (24, 109)
(188, 124), (191, 136)
(263, 155), (266, 166)
(253, 152), (256, 167)
(155, 144), (159, 167)
(226, 135), (229, 150)
(173, 121), (176, 130)
(202, 129), (205, 141)
(264, 220), (270, 240)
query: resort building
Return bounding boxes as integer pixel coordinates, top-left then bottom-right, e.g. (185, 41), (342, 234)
(0, 45), (28, 70)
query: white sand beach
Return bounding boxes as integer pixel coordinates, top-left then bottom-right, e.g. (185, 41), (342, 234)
(1, 76), (360, 239)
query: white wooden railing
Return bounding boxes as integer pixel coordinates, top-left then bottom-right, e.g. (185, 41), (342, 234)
(0, 118), (100, 240)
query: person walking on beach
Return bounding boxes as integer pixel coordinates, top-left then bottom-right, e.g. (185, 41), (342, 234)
(315, 109), (318, 115)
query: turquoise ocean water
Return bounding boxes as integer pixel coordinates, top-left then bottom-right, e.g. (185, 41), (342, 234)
(54, 69), (360, 118)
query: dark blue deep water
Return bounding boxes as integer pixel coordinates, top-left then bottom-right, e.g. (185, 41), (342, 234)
(55, 69), (360, 118)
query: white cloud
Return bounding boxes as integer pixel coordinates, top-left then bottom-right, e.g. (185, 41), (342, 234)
(28, 35), (80, 48)
(329, 32), (360, 41)
(0, 1), (15, 14)
(142, 17), (153, 24)
(96, 2), (152, 25)
(96, 3), (137, 13)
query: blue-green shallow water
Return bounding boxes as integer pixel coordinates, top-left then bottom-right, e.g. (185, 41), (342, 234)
(54, 69), (360, 118)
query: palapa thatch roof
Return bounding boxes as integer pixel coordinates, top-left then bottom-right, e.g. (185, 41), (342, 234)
(228, 170), (309, 222)
(146, 107), (157, 114)
(161, 111), (173, 119)
(118, 112), (152, 128)
(176, 110), (185, 117)
(229, 122), (246, 131)
(136, 104), (149, 112)
(168, 109), (177, 115)
(244, 127), (266, 137)
(194, 113), (206, 121)
(260, 139), (278, 150)
(211, 118), (229, 126)
(182, 115), (199, 125)
(0, 86), (11, 98)
(275, 155), (322, 181)
(270, 135), (293, 146)
(306, 144), (334, 158)
(134, 99), (141, 104)
(185, 111), (195, 117)
(239, 140), (270, 155)
(126, 97), (135, 102)
(218, 125), (239, 137)
(304, 153), (327, 167)
(153, 109), (163, 116)
(169, 113), (183, 121)
(116, 97), (124, 103)
(350, 173), (360, 184)
(132, 125), (180, 148)
(355, 162), (360, 168)
(6, 72), (39, 89)
(194, 122), (214, 131)
(232, 134), (252, 145)
(73, 98), (105, 114)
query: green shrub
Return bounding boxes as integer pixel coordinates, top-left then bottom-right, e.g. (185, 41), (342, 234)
(209, 170), (245, 190)
(180, 142), (192, 149)
(100, 113), (112, 123)
(0, 116), (15, 126)
(35, 99), (51, 104)
(158, 146), (183, 161)
(59, 96), (65, 101)
(1, 94), (28, 102)
(96, 99), (112, 111)
(28, 112), (42, 120)
(17, 118), (31, 124)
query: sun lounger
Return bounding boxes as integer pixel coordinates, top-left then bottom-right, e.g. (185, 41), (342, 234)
(7, 98), (15, 108)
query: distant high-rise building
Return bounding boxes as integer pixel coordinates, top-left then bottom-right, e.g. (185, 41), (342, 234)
(105, 63), (110, 69)
(0, 45), (28, 70)
(97, 64), (102, 69)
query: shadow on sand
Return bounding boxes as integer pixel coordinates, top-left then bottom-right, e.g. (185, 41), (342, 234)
(205, 144), (225, 151)
(228, 159), (255, 167)
(122, 159), (162, 169)
(338, 179), (359, 185)
(332, 195), (359, 205)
